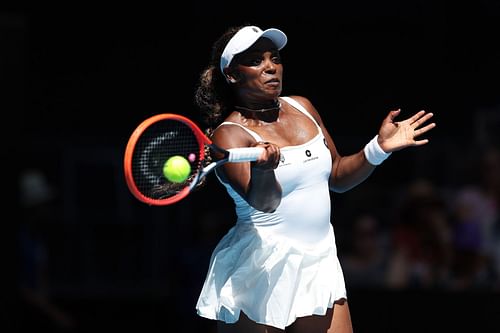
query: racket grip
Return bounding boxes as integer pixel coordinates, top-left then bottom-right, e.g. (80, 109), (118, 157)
(227, 147), (264, 162)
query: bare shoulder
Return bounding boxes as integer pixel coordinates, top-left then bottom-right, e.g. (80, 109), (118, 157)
(284, 95), (313, 107)
(211, 121), (255, 150)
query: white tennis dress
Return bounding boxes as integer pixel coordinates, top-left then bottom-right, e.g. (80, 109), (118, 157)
(196, 96), (347, 330)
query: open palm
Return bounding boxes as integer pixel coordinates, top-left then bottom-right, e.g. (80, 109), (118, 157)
(378, 109), (436, 153)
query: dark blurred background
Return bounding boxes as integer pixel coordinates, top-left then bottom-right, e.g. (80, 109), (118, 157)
(5, 2), (500, 332)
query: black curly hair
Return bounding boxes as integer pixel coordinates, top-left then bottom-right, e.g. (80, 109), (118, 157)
(194, 25), (248, 135)
(192, 25), (249, 189)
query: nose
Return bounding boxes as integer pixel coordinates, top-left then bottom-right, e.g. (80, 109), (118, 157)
(263, 58), (276, 73)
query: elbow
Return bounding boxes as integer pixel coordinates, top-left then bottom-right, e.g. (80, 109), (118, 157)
(330, 178), (345, 193)
(251, 196), (282, 213)
(247, 179), (283, 212)
(330, 185), (351, 193)
(258, 206), (278, 213)
(330, 179), (355, 193)
(247, 187), (282, 213)
(263, 200), (281, 213)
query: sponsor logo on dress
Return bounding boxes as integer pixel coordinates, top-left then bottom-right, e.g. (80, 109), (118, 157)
(278, 153), (291, 167)
(303, 149), (319, 163)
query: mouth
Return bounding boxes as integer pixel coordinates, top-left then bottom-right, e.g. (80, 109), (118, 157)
(265, 78), (280, 84)
(264, 78), (280, 87)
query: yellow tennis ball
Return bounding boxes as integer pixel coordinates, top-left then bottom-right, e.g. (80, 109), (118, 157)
(163, 155), (191, 183)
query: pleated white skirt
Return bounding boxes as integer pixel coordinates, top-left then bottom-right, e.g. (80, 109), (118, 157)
(196, 222), (347, 330)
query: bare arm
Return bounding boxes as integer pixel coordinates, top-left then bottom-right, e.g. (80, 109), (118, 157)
(211, 124), (282, 212)
(331, 150), (377, 193)
(290, 97), (436, 193)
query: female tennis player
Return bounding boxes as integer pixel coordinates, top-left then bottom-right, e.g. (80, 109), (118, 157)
(194, 24), (436, 332)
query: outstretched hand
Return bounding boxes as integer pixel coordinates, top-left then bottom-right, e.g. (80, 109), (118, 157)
(377, 109), (436, 153)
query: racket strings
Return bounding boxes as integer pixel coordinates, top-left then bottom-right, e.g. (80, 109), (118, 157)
(131, 120), (202, 200)
(192, 138), (214, 191)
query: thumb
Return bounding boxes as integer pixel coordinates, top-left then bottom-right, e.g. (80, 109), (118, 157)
(387, 108), (401, 122)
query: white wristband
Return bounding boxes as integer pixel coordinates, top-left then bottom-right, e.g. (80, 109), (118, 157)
(364, 135), (391, 165)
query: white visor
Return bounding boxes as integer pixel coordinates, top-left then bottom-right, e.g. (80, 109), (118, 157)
(220, 26), (288, 75)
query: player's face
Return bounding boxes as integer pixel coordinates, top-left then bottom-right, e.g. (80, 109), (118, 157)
(231, 37), (283, 102)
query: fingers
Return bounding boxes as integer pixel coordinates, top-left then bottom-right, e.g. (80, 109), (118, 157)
(264, 143), (281, 169)
(411, 111), (436, 145)
(379, 108), (437, 151)
(408, 110), (427, 123)
(253, 141), (281, 169)
(414, 122), (436, 137)
(413, 138), (430, 146)
(410, 111), (434, 128)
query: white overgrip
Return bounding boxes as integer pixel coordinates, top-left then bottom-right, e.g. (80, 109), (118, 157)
(227, 147), (264, 162)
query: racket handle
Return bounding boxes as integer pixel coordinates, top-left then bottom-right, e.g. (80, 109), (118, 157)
(227, 147), (264, 162)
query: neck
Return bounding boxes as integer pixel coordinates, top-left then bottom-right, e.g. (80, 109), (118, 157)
(234, 100), (281, 113)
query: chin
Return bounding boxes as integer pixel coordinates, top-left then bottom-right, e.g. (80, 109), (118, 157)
(265, 88), (282, 98)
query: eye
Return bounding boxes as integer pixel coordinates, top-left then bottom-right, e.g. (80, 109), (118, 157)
(249, 57), (263, 66)
(236, 50), (281, 67)
(235, 54), (262, 67)
(271, 52), (282, 64)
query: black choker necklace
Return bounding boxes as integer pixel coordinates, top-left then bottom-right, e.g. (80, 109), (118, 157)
(234, 101), (281, 113)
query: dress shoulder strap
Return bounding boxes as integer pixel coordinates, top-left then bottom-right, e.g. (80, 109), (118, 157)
(280, 96), (320, 128)
(216, 121), (263, 142)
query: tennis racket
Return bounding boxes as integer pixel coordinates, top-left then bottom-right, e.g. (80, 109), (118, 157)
(123, 113), (264, 206)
